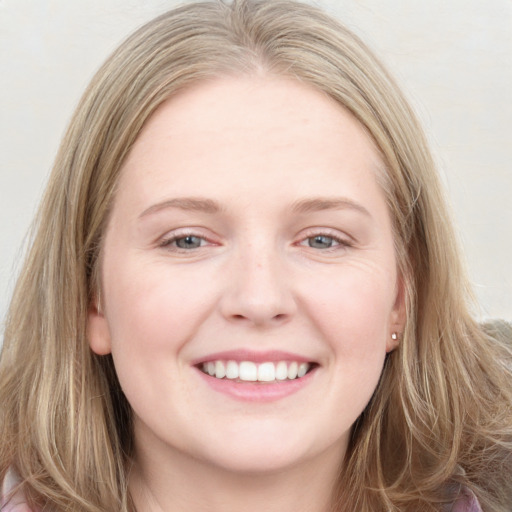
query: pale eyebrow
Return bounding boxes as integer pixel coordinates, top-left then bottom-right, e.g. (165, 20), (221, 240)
(138, 197), (222, 218)
(291, 197), (372, 217)
(138, 196), (371, 219)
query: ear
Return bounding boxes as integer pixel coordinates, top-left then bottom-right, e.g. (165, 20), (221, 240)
(386, 275), (407, 353)
(87, 297), (112, 355)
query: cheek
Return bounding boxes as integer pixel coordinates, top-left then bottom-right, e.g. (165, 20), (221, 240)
(104, 260), (217, 356)
(294, 267), (395, 442)
(304, 264), (397, 354)
(102, 263), (213, 414)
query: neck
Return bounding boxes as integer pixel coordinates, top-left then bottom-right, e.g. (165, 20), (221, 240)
(129, 441), (343, 512)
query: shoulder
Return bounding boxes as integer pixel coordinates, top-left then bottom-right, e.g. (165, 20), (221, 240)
(1, 468), (37, 512)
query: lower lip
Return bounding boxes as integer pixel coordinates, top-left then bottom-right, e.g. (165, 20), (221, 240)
(194, 367), (316, 402)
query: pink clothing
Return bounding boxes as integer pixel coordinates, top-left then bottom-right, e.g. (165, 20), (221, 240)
(451, 487), (482, 512)
(2, 468), (482, 511)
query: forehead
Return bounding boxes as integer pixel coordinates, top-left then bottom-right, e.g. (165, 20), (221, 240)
(114, 75), (386, 214)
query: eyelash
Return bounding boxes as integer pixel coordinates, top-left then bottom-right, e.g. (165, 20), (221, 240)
(159, 231), (214, 252)
(297, 230), (352, 252)
(158, 229), (352, 253)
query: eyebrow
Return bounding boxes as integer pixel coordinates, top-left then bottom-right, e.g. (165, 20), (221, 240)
(139, 197), (221, 218)
(291, 197), (372, 217)
(138, 195), (371, 219)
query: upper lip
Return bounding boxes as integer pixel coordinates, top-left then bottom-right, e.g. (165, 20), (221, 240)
(191, 349), (315, 366)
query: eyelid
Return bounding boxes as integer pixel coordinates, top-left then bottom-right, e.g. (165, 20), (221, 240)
(295, 227), (354, 249)
(156, 226), (354, 252)
(158, 227), (219, 251)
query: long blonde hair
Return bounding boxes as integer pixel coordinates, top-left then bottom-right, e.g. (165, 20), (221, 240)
(1, 1), (511, 511)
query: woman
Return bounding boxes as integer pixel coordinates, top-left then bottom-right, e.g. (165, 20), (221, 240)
(1, 1), (511, 511)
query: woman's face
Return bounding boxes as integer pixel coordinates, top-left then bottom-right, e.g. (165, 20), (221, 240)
(88, 76), (404, 475)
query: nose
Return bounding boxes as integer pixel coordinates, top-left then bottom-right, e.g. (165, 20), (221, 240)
(219, 244), (296, 327)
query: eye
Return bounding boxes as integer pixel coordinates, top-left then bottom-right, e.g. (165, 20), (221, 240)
(306, 235), (339, 249)
(160, 234), (209, 251)
(174, 235), (204, 249)
(296, 229), (352, 252)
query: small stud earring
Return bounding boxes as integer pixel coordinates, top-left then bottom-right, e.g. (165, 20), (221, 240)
(391, 332), (398, 341)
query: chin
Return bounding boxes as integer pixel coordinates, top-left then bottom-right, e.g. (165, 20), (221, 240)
(205, 448), (309, 476)
(195, 423), (329, 475)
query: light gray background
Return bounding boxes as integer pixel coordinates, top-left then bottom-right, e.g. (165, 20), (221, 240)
(1, 0), (511, 339)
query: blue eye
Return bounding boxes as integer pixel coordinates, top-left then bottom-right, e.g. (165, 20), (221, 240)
(174, 235), (204, 249)
(307, 235), (338, 249)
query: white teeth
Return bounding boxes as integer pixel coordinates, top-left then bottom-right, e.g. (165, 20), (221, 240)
(215, 361), (226, 379)
(287, 361), (298, 380)
(275, 361), (288, 380)
(239, 361), (257, 381)
(297, 362), (308, 378)
(226, 360), (239, 379)
(257, 362), (275, 382)
(201, 360), (312, 382)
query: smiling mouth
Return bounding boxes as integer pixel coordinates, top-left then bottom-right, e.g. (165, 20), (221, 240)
(198, 360), (317, 383)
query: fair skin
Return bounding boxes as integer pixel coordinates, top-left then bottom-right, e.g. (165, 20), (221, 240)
(88, 75), (404, 512)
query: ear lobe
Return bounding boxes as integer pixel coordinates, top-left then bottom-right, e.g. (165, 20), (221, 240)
(386, 331), (400, 353)
(87, 300), (112, 355)
(387, 276), (407, 353)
